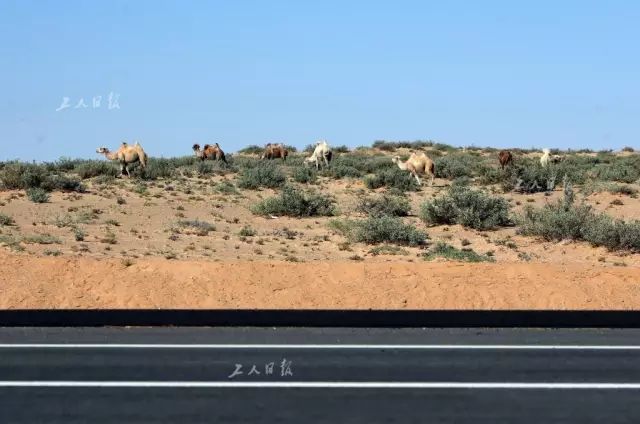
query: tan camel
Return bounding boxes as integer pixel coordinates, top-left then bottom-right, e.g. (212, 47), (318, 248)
(392, 152), (435, 186)
(193, 143), (227, 163)
(261, 143), (288, 161)
(96, 141), (148, 177)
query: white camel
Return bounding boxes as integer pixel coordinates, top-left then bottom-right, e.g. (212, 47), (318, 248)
(392, 152), (435, 186)
(540, 148), (551, 167)
(304, 140), (333, 170)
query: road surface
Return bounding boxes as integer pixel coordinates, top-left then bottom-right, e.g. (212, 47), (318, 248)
(1, 327), (640, 423)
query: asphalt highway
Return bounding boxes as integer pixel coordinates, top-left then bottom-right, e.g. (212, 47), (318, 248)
(1, 327), (640, 423)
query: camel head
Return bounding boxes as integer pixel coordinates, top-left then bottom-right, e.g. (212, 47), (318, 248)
(391, 155), (401, 164)
(192, 143), (201, 152)
(96, 147), (110, 154)
(542, 148), (551, 155)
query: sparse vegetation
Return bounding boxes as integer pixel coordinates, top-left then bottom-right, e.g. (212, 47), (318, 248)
(252, 186), (335, 217)
(0, 213), (14, 226)
(26, 188), (50, 203)
(364, 167), (420, 192)
(357, 194), (411, 217)
(238, 163), (286, 189)
(175, 220), (216, 236)
(329, 216), (427, 246)
(518, 200), (640, 252)
(420, 186), (511, 230)
(423, 242), (494, 262)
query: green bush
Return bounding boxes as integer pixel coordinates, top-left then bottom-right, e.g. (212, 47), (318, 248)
(26, 187), (50, 203)
(423, 242), (494, 262)
(238, 163), (286, 189)
(74, 161), (120, 179)
(175, 220), (216, 236)
(434, 154), (477, 179)
(239, 225), (257, 237)
(0, 163), (47, 190)
(357, 194), (410, 217)
(517, 200), (640, 252)
(292, 167), (317, 184)
(364, 167), (420, 192)
(41, 175), (85, 192)
(329, 216), (427, 246)
(420, 186), (511, 230)
(0, 213), (14, 226)
(595, 164), (640, 183)
(136, 158), (176, 180)
(506, 163), (557, 193)
(325, 164), (362, 179)
(237, 145), (264, 155)
(252, 186), (335, 217)
(215, 181), (240, 195)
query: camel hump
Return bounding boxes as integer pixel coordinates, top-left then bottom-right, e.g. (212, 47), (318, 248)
(203, 144), (211, 150)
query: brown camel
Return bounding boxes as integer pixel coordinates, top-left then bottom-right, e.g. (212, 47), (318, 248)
(392, 152), (435, 186)
(96, 141), (148, 177)
(498, 150), (513, 170)
(193, 143), (227, 163)
(261, 143), (288, 161)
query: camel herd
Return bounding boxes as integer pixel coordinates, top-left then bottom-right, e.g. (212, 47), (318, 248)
(95, 141), (560, 185)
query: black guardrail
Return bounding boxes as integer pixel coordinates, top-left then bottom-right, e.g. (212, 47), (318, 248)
(0, 310), (639, 327)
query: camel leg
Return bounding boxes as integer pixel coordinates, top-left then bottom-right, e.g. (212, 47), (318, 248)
(430, 174), (435, 187)
(414, 173), (422, 186)
(323, 155), (329, 168)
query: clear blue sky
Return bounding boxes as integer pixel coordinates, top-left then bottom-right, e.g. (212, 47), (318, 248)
(1, 0), (639, 161)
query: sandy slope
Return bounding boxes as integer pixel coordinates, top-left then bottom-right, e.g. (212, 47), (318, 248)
(1, 252), (638, 310)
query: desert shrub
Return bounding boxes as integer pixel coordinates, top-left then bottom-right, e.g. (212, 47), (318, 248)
(215, 181), (240, 195)
(357, 194), (410, 217)
(26, 187), (50, 203)
(74, 161), (120, 179)
(420, 186), (511, 230)
(238, 145), (264, 155)
(434, 154), (477, 179)
(622, 146), (635, 152)
(22, 233), (60, 244)
(423, 242), (494, 262)
(506, 163), (558, 193)
(517, 201), (640, 252)
(239, 225), (257, 237)
(581, 181), (638, 197)
(0, 162), (47, 190)
(325, 164), (362, 179)
(329, 216), (427, 246)
(372, 140), (434, 151)
(344, 216), (427, 246)
(0, 213), (14, 226)
(594, 164), (640, 183)
(196, 160), (230, 176)
(368, 245), (409, 256)
(333, 145), (350, 153)
(478, 164), (509, 185)
(176, 220), (216, 236)
(364, 167), (420, 192)
(292, 166), (317, 184)
(237, 163), (286, 189)
(252, 186), (335, 217)
(41, 174), (85, 192)
(136, 158), (175, 180)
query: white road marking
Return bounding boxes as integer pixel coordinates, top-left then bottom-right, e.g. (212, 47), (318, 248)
(0, 381), (639, 389)
(0, 344), (639, 350)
